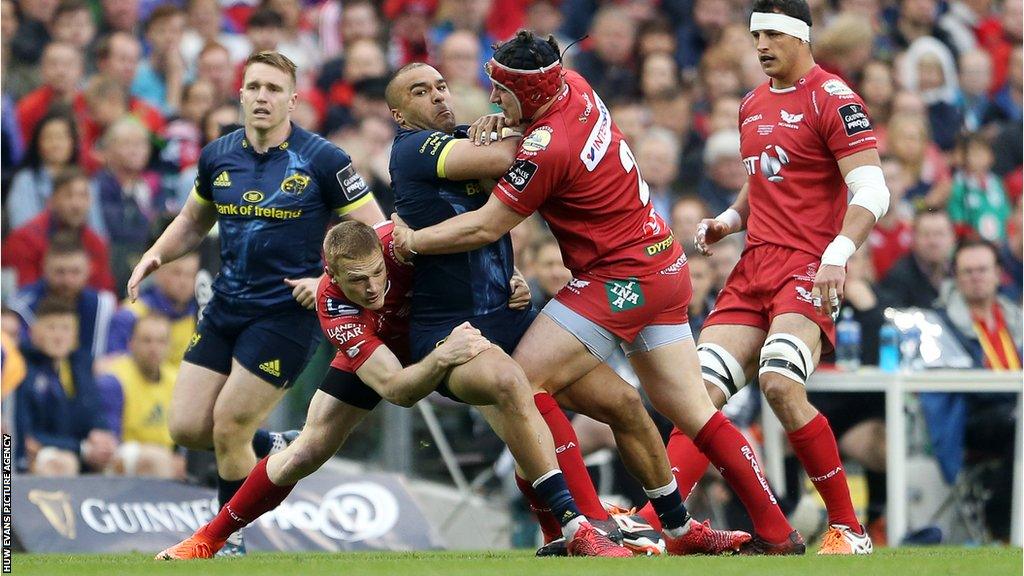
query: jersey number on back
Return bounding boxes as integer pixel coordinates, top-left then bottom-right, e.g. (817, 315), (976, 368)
(618, 141), (650, 207)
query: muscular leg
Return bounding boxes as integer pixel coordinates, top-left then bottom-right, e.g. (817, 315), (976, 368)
(204, 390), (371, 542)
(629, 338), (794, 543)
(168, 361), (229, 449)
(761, 313), (861, 532)
(211, 360), (288, 482)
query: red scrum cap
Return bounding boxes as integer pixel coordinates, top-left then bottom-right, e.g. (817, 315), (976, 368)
(486, 30), (565, 121)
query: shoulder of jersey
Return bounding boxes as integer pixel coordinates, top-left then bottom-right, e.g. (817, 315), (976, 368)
(815, 74), (859, 99)
(204, 128), (245, 155)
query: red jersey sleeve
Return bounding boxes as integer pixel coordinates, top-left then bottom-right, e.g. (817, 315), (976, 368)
(493, 124), (568, 216)
(316, 276), (385, 373)
(814, 78), (878, 160)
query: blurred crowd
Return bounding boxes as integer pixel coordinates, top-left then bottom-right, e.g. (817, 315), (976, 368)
(0, 0), (1020, 543)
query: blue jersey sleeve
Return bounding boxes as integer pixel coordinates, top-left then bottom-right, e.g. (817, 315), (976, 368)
(395, 130), (459, 181)
(314, 144), (374, 215)
(192, 143), (215, 205)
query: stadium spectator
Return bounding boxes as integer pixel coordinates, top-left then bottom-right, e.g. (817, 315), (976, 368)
(697, 47), (744, 111)
(15, 42), (83, 144)
(384, 0), (436, 68)
(264, 0), (321, 79)
(707, 234), (743, 292)
(922, 240), (1021, 540)
(897, 37), (962, 151)
(670, 196), (710, 255)
(107, 253), (199, 367)
(8, 0), (57, 71)
(635, 128), (682, 223)
(949, 133), (1011, 242)
(640, 52), (681, 102)
(180, 0), (251, 70)
(437, 30), (492, 124)
(195, 43), (238, 104)
(8, 234), (118, 368)
(98, 314), (185, 479)
(998, 200), (1022, 299)
(574, 6), (640, 98)
(99, 0), (142, 36)
(956, 49), (996, 132)
(884, 112), (951, 210)
(885, 0), (958, 55)
(6, 112), (89, 230)
(985, 44), (1022, 126)
(647, 92), (703, 180)
(132, 5), (187, 115)
(676, 0), (734, 72)
(73, 70), (160, 173)
(159, 80), (216, 207)
(813, 13), (875, 85)
(527, 235), (571, 310)
(705, 96), (742, 136)
(607, 100), (651, 147)
(878, 209), (956, 308)
(92, 117), (164, 293)
(697, 129), (743, 215)
(3, 168), (114, 292)
(939, 0), (997, 55)
(686, 255), (716, 336)
(50, 0), (97, 70)
(859, 61), (896, 126)
(430, 0), (498, 88)
(244, 9), (286, 63)
(14, 297), (118, 475)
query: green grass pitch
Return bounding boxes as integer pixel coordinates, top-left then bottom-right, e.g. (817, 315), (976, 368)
(12, 547), (1023, 576)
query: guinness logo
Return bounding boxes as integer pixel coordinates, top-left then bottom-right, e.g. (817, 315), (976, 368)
(242, 190), (264, 203)
(28, 489), (76, 539)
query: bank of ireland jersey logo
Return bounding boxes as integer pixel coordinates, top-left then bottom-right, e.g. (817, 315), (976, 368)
(605, 278), (645, 312)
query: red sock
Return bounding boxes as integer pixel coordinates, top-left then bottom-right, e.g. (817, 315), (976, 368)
(533, 392), (609, 520)
(788, 413), (862, 532)
(515, 474), (563, 543)
(638, 428), (711, 531)
(695, 411), (792, 543)
(207, 457), (296, 541)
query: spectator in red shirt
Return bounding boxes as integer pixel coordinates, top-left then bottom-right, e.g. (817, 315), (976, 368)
(2, 167), (115, 292)
(16, 42), (83, 143)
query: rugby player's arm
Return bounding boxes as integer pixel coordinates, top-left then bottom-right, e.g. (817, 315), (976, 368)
(144, 192), (218, 264)
(354, 346), (452, 408)
(410, 195), (526, 254)
(341, 196), (387, 226)
(834, 148), (886, 248)
(437, 137), (520, 181)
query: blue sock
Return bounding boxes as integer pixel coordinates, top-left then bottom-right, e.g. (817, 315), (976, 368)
(251, 429), (273, 458)
(645, 480), (690, 533)
(532, 471), (583, 527)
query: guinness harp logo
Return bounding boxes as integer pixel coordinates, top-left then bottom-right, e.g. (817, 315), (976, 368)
(28, 489), (76, 539)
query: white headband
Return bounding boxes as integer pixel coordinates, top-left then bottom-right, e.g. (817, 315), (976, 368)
(750, 12), (811, 42)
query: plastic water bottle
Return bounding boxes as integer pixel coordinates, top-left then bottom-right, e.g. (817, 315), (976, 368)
(835, 308), (862, 371)
(878, 322), (900, 372)
(900, 326), (922, 371)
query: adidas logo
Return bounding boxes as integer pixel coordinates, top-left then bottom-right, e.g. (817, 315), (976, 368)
(214, 171), (232, 187)
(258, 359), (281, 377)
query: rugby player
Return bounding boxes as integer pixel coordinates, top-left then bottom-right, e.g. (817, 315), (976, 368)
(127, 51), (385, 555)
(391, 34), (794, 554)
(671, 0), (887, 554)
(157, 220), (611, 559)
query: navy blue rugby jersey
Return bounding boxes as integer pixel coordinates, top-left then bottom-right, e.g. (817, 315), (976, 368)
(390, 127), (514, 324)
(193, 123), (374, 307)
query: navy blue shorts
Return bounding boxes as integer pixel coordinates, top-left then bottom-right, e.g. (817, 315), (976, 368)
(183, 294), (320, 388)
(319, 367), (382, 410)
(410, 307), (537, 402)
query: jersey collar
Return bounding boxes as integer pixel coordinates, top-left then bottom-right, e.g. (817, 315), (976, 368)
(768, 64), (822, 94)
(528, 82), (571, 126)
(241, 122), (297, 155)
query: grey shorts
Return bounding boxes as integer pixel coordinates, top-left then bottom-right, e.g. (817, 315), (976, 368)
(541, 298), (693, 362)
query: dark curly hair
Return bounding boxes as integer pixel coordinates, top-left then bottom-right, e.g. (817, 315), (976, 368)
(493, 30), (561, 70)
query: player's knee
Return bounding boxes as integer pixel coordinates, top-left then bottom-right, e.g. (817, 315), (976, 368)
(759, 372), (805, 409)
(595, 384), (647, 431)
(168, 417), (211, 450)
(698, 343), (746, 406)
(757, 333), (813, 409)
(211, 411), (257, 451)
(277, 440), (332, 480)
(489, 366), (531, 408)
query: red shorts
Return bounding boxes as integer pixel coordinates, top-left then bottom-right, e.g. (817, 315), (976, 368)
(553, 252), (691, 342)
(703, 244), (836, 352)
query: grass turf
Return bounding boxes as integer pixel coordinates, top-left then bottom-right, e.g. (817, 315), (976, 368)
(12, 547), (1022, 576)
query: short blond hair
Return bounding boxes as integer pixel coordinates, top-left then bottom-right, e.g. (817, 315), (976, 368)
(323, 221), (382, 272)
(243, 51), (298, 88)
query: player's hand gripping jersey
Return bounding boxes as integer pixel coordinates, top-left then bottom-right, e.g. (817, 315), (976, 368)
(739, 66), (877, 257)
(316, 222), (413, 372)
(193, 124), (374, 306)
(492, 70), (682, 279)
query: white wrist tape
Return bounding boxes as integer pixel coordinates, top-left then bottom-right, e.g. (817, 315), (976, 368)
(716, 208), (742, 233)
(821, 235), (857, 267)
(846, 164), (890, 221)
(750, 12), (811, 42)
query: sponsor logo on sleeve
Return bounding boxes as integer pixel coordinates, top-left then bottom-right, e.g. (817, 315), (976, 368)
(822, 79), (854, 96)
(336, 164), (369, 201)
(327, 323), (365, 346)
(324, 297), (360, 317)
(504, 159), (539, 192)
(522, 127), (553, 153)
(838, 103), (872, 136)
